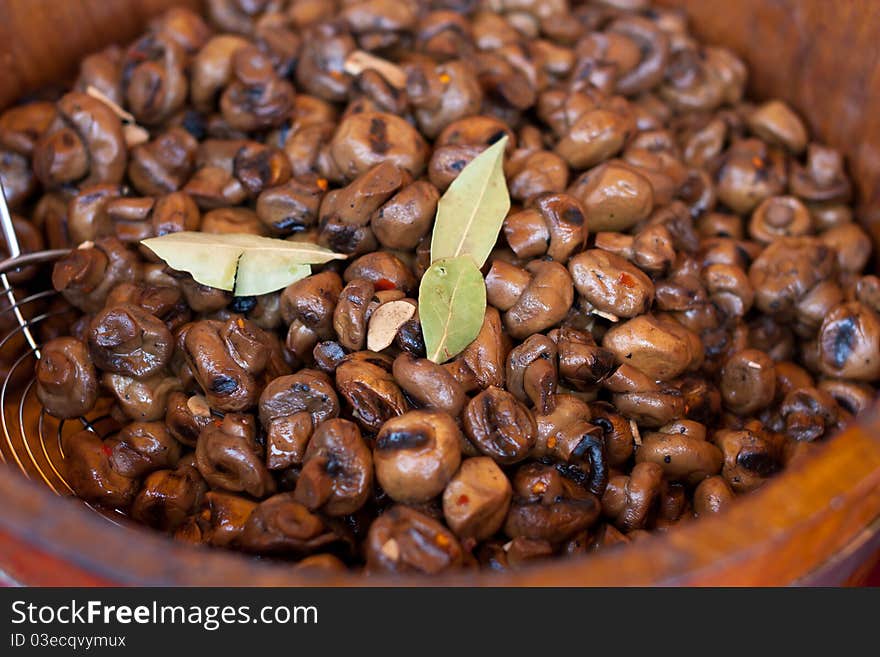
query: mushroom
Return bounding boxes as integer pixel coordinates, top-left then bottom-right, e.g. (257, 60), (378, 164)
(816, 302), (880, 381)
(442, 457), (512, 541)
(462, 386), (536, 464)
(131, 462), (207, 531)
(371, 181), (439, 250)
(567, 161), (654, 232)
(533, 394), (609, 496)
(232, 142), (292, 196)
(195, 413), (276, 498)
(749, 196), (813, 244)
(374, 410), (462, 504)
(183, 318), (271, 411)
(747, 100), (808, 154)
(818, 379), (875, 416)
(714, 428), (782, 493)
(220, 46), (296, 131)
(505, 334), (558, 414)
(780, 387), (840, 442)
(719, 349), (776, 415)
(503, 192), (587, 262)
(601, 461), (664, 532)
(444, 306), (507, 391)
(122, 33), (188, 125)
(88, 304), (174, 379)
(636, 421), (723, 485)
(191, 34), (252, 112)
(790, 143), (851, 203)
(505, 463), (601, 543)
(366, 505), (463, 575)
(239, 493), (350, 556)
(294, 21), (356, 102)
(258, 370), (339, 470)
(35, 338), (98, 420)
(589, 401), (635, 467)
(165, 391), (214, 448)
(555, 107), (634, 169)
(693, 476), (735, 517)
(327, 112), (430, 181)
(506, 148), (569, 202)
(103, 371), (182, 422)
(607, 15), (671, 95)
(62, 429), (139, 508)
(110, 421), (181, 479)
(392, 353), (467, 417)
(34, 92), (127, 189)
(602, 314), (702, 381)
(317, 161), (404, 254)
(485, 259), (574, 340)
(280, 270), (344, 361)
(52, 237), (142, 313)
(295, 418), (373, 515)
(180, 491), (258, 548)
(343, 251), (417, 294)
(256, 175), (325, 236)
(335, 351), (409, 433)
(333, 278), (375, 352)
(820, 223), (872, 275)
(568, 249), (654, 319)
(715, 138), (786, 215)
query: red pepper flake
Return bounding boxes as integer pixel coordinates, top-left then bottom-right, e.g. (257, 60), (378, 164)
(435, 533), (451, 548)
(547, 435), (558, 449)
(101, 444), (113, 458)
(374, 278), (396, 291)
(316, 178), (329, 191)
(213, 419), (223, 427)
(618, 272), (636, 288)
(457, 494), (469, 505)
(751, 156), (765, 168)
(236, 318), (246, 329)
(531, 481), (547, 495)
(439, 72), (451, 84)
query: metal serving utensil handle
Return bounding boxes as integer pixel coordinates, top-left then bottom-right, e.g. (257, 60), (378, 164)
(0, 180), (40, 354)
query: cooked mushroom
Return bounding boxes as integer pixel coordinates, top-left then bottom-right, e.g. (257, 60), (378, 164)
(366, 505), (463, 575)
(110, 421), (181, 479)
(88, 304), (174, 379)
(374, 410), (462, 504)
(62, 429), (139, 508)
(103, 371), (182, 422)
(816, 302), (880, 381)
(52, 237), (142, 313)
(463, 386), (536, 464)
(506, 334), (558, 414)
(719, 349), (776, 416)
(131, 462), (207, 531)
(568, 249), (654, 319)
(239, 492), (350, 556)
(195, 412), (275, 498)
(442, 456), (512, 542)
(335, 351), (409, 433)
(486, 259), (573, 340)
(601, 461), (664, 532)
(602, 314), (701, 381)
(328, 112), (430, 181)
(258, 369), (339, 470)
(392, 353), (466, 417)
(35, 338), (98, 419)
(165, 391), (214, 447)
(714, 428), (782, 493)
(637, 421), (723, 485)
(693, 475), (735, 517)
(281, 271), (343, 361)
(293, 418), (372, 516)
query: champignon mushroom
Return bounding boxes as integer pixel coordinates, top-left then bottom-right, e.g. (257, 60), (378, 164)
(366, 505), (463, 575)
(195, 413), (275, 498)
(165, 391), (214, 447)
(503, 192), (586, 262)
(374, 410), (462, 504)
(486, 259), (573, 340)
(258, 369), (339, 470)
(103, 371), (182, 422)
(280, 271), (343, 361)
(335, 351), (409, 433)
(601, 461), (663, 532)
(131, 462), (207, 531)
(52, 237), (143, 313)
(568, 249), (654, 319)
(816, 302), (880, 381)
(110, 421), (181, 479)
(442, 456), (512, 541)
(714, 428), (782, 493)
(35, 337), (98, 419)
(463, 386), (536, 464)
(392, 353), (467, 417)
(636, 421), (723, 485)
(295, 418), (373, 515)
(693, 475), (735, 517)
(506, 334), (558, 414)
(328, 112), (430, 181)
(62, 429), (139, 508)
(88, 304), (174, 379)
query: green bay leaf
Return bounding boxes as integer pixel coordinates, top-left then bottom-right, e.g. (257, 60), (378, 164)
(140, 232), (346, 296)
(430, 135), (510, 267)
(419, 255), (486, 364)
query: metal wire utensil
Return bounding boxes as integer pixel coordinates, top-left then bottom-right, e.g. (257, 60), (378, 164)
(0, 180), (120, 502)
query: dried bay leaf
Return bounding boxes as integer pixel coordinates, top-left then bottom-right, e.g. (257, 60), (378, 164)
(367, 300), (416, 352)
(419, 255), (486, 363)
(430, 135), (510, 267)
(141, 231), (346, 296)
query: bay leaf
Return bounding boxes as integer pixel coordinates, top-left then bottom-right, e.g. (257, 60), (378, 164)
(367, 299), (416, 352)
(140, 231), (346, 296)
(419, 255), (486, 364)
(430, 135), (510, 267)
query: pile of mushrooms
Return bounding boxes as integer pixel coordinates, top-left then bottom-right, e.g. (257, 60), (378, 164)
(1, 0), (876, 576)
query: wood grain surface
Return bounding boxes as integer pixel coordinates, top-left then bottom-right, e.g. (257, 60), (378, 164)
(0, 0), (879, 585)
